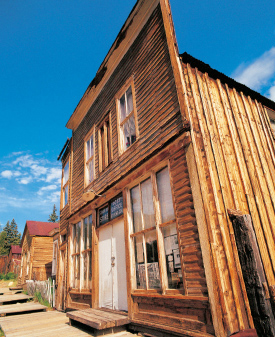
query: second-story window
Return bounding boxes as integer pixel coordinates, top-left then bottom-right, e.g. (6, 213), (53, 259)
(62, 160), (69, 207)
(85, 130), (95, 186)
(98, 115), (112, 172)
(117, 79), (138, 154)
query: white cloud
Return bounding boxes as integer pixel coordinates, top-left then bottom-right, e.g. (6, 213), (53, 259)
(269, 86), (275, 101)
(1, 170), (13, 179)
(232, 47), (275, 99)
(45, 167), (62, 183)
(37, 184), (58, 196)
(18, 176), (33, 185)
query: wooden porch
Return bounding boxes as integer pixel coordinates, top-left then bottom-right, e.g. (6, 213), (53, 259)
(67, 308), (130, 336)
(0, 311), (136, 337)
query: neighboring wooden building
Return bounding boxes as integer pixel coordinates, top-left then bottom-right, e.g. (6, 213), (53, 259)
(0, 256), (8, 274)
(56, 0), (275, 336)
(5, 245), (22, 275)
(19, 221), (59, 284)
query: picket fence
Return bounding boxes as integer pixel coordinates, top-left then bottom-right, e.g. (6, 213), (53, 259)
(26, 278), (55, 307)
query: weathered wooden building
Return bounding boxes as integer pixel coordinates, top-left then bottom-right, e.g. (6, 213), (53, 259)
(56, 0), (275, 336)
(5, 245), (22, 276)
(19, 221), (59, 284)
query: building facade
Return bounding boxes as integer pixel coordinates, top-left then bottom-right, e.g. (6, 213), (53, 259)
(56, 0), (275, 336)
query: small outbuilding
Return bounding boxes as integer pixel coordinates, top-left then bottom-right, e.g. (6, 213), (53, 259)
(6, 245), (22, 276)
(19, 221), (59, 285)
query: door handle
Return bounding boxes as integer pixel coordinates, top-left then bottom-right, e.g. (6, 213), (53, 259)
(111, 256), (115, 267)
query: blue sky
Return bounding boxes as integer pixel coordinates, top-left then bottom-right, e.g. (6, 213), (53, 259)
(1, 0), (275, 235)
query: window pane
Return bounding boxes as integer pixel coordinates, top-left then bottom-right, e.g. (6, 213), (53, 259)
(134, 235), (146, 289)
(87, 158), (94, 183)
(88, 215), (92, 248)
(130, 185), (142, 233)
(141, 179), (155, 229)
(120, 94), (126, 121)
(163, 223), (183, 289)
(87, 136), (94, 160)
(84, 217), (88, 251)
(76, 222), (81, 254)
(123, 114), (136, 150)
(64, 185), (68, 205)
(75, 255), (80, 288)
(83, 253), (87, 287)
(126, 87), (133, 116)
(63, 162), (69, 186)
(156, 167), (175, 223)
(145, 230), (160, 289)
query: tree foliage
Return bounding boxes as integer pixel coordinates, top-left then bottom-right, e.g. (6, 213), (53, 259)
(48, 204), (59, 223)
(0, 219), (21, 255)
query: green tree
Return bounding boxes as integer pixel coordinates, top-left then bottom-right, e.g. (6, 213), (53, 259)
(2, 219), (21, 254)
(0, 231), (8, 255)
(48, 204), (59, 223)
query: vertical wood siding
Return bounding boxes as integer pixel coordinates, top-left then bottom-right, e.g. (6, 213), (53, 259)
(182, 62), (275, 333)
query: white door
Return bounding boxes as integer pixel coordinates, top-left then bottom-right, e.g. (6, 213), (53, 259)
(98, 219), (128, 311)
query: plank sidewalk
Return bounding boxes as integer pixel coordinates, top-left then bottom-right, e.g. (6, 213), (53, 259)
(0, 294), (32, 305)
(0, 311), (136, 337)
(0, 301), (47, 316)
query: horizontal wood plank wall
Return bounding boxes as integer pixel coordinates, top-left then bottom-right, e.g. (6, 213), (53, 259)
(182, 61), (275, 334)
(20, 231), (32, 284)
(170, 146), (207, 297)
(70, 5), (182, 215)
(32, 237), (53, 281)
(132, 147), (213, 336)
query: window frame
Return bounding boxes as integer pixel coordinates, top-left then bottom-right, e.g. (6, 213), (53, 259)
(127, 163), (183, 295)
(70, 215), (93, 291)
(116, 77), (139, 155)
(84, 128), (95, 187)
(98, 112), (112, 172)
(61, 159), (70, 209)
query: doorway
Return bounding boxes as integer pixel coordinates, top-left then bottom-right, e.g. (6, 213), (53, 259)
(98, 219), (128, 311)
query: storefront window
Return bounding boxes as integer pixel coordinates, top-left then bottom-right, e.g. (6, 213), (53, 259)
(130, 166), (183, 292)
(71, 215), (93, 290)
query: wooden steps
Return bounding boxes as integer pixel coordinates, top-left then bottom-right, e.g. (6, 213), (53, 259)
(67, 308), (130, 332)
(0, 301), (47, 316)
(9, 287), (23, 291)
(0, 294), (32, 305)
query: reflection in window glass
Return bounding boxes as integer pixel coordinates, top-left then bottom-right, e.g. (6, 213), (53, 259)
(141, 179), (155, 229)
(163, 223), (183, 289)
(134, 235), (145, 289)
(156, 167), (175, 223)
(123, 114), (136, 150)
(131, 186), (142, 233)
(145, 231), (160, 289)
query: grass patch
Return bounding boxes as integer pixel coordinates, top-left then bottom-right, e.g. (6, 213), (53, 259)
(0, 272), (17, 281)
(0, 326), (4, 337)
(34, 291), (51, 309)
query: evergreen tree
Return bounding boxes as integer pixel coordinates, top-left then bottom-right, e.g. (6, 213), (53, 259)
(2, 219), (21, 254)
(48, 204), (59, 222)
(0, 231), (8, 255)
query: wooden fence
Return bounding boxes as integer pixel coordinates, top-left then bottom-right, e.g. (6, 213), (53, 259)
(26, 279), (55, 307)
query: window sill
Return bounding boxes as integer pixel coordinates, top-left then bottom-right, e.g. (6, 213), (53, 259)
(131, 292), (209, 302)
(69, 289), (92, 295)
(119, 138), (140, 157)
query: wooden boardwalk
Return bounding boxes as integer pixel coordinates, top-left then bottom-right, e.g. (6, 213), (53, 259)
(0, 294), (32, 305)
(0, 301), (46, 316)
(0, 311), (136, 337)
